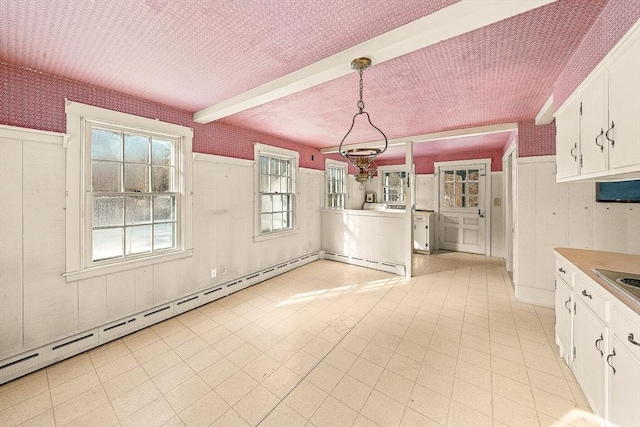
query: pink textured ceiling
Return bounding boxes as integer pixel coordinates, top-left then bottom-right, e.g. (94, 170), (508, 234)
(1, 0), (609, 155)
(222, 0), (608, 149)
(375, 132), (514, 161)
(0, 0), (456, 111)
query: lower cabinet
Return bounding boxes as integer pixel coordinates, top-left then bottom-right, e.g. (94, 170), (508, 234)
(573, 298), (607, 417)
(413, 212), (434, 253)
(554, 252), (640, 425)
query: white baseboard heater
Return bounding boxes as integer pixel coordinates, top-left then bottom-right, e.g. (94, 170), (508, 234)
(322, 250), (405, 276)
(0, 252), (320, 385)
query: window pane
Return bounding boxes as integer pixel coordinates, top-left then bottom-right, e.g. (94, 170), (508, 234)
(444, 171), (454, 182)
(125, 225), (152, 255)
(468, 170), (480, 181)
(261, 195), (272, 213)
(270, 158), (279, 175)
(153, 222), (175, 250)
(125, 196), (151, 225)
(270, 176), (281, 193)
(456, 170), (466, 181)
(468, 195), (479, 207)
(280, 159), (289, 177)
(468, 182), (479, 195)
(152, 138), (173, 165)
(152, 166), (173, 192)
(92, 129), (122, 161)
(459, 196), (466, 207)
(260, 156), (269, 174)
(444, 183), (454, 196)
(124, 164), (150, 192)
(272, 212), (283, 230)
(92, 161), (121, 192)
(153, 195), (175, 221)
(93, 196), (124, 227)
(273, 194), (283, 212)
(280, 177), (290, 193)
(261, 213), (272, 232)
(282, 194), (290, 211)
(93, 228), (123, 261)
(283, 212), (291, 228)
(444, 195), (454, 208)
(124, 134), (150, 163)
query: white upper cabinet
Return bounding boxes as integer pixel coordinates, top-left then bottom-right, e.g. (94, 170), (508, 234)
(555, 22), (640, 182)
(607, 32), (640, 171)
(555, 96), (581, 180)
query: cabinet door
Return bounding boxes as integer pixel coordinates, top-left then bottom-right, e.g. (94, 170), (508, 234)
(580, 72), (608, 175)
(555, 277), (573, 364)
(413, 216), (427, 251)
(555, 97), (581, 180)
(573, 299), (607, 417)
(608, 335), (640, 427)
(607, 30), (640, 171)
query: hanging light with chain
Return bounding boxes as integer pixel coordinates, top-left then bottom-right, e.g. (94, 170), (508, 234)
(338, 57), (388, 183)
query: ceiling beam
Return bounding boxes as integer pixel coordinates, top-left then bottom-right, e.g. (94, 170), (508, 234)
(319, 123), (519, 154)
(193, 0), (557, 124)
(535, 94), (555, 125)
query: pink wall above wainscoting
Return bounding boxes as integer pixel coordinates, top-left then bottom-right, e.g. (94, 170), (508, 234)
(0, 62), (325, 170)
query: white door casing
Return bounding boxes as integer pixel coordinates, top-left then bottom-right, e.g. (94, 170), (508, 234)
(434, 159), (491, 255)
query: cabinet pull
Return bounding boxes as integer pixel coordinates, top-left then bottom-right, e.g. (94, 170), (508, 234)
(564, 298), (571, 314)
(581, 289), (592, 299)
(595, 334), (604, 357)
(606, 349), (616, 375)
(595, 128), (604, 152)
(629, 333), (640, 347)
(558, 267), (566, 274)
(570, 143), (577, 161)
(605, 121), (615, 147)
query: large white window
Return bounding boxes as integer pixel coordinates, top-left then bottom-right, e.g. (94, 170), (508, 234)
(325, 159), (347, 209)
(254, 143), (298, 239)
(65, 101), (193, 280)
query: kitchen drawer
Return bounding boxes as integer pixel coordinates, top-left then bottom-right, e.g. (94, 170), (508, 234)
(611, 306), (640, 360)
(556, 257), (574, 287)
(575, 275), (606, 321)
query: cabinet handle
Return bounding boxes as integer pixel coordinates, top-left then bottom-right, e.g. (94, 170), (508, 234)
(564, 298), (571, 314)
(581, 289), (592, 299)
(558, 267), (566, 274)
(629, 333), (640, 347)
(570, 143), (577, 161)
(606, 349), (616, 375)
(595, 129), (604, 153)
(605, 121), (615, 147)
(595, 334), (604, 357)
(478, 209), (484, 218)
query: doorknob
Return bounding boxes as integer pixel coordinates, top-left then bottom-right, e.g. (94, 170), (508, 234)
(478, 209), (485, 218)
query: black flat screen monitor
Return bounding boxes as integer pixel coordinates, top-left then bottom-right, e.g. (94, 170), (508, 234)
(596, 180), (640, 203)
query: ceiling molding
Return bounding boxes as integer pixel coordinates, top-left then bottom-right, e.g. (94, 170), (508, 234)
(320, 123), (519, 154)
(193, 0), (557, 124)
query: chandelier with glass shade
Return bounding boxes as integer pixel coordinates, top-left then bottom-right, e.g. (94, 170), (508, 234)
(338, 57), (388, 183)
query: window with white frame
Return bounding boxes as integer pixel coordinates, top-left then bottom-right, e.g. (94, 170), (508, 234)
(89, 124), (178, 261)
(255, 144), (298, 237)
(325, 159), (347, 209)
(379, 167), (408, 203)
(65, 101), (193, 279)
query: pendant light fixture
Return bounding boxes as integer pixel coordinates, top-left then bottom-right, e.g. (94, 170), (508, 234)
(339, 57), (388, 183)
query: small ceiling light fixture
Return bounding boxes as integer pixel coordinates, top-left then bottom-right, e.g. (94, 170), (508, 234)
(339, 57), (388, 183)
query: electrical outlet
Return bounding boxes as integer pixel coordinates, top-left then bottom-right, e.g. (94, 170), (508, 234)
(210, 268), (217, 278)
(220, 265), (227, 275)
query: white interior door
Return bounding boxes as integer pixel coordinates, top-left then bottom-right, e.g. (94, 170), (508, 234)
(437, 161), (490, 255)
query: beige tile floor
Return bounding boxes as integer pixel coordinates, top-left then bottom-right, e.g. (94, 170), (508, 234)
(0, 252), (604, 427)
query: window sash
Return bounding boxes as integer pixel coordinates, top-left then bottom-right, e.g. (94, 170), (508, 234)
(86, 121), (181, 263)
(259, 153), (294, 234)
(326, 165), (346, 209)
(381, 170), (407, 203)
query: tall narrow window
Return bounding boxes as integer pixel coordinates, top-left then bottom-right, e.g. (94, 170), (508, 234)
(89, 124), (178, 261)
(325, 159), (347, 209)
(255, 144), (298, 238)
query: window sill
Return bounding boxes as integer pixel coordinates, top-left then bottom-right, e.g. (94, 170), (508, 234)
(253, 228), (299, 243)
(63, 249), (194, 282)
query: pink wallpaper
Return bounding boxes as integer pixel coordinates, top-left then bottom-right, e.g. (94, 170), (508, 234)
(375, 149), (504, 175)
(0, 62), (325, 170)
(517, 120), (555, 157)
(554, 0), (640, 108)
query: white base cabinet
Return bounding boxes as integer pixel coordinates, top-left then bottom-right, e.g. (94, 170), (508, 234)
(554, 251), (640, 425)
(413, 212), (434, 253)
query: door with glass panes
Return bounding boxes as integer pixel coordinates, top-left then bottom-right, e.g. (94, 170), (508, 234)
(437, 162), (487, 254)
